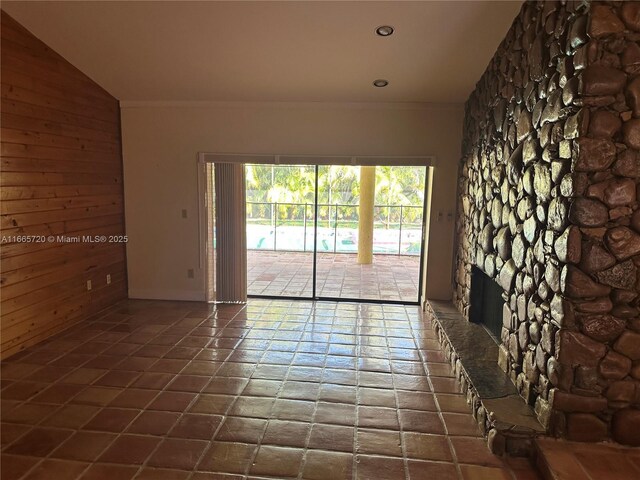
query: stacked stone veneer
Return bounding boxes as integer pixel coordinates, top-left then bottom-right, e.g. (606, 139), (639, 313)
(453, 1), (640, 446)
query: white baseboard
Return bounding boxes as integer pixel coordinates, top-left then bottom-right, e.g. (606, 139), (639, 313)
(128, 289), (206, 302)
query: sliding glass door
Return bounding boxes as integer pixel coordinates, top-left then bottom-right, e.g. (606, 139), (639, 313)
(244, 163), (427, 304)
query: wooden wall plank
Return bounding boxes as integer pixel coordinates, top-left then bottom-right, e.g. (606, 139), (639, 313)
(1, 245), (125, 295)
(1, 185), (122, 201)
(1, 112), (120, 143)
(0, 10), (127, 359)
(1, 194), (122, 215)
(0, 171), (122, 187)
(2, 270), (127, 335)
(1, 157), (122, 174)
(1, 204), (123, 229)
(2, 141), (120, 163)
(2, 262), (127, 318)
(1, 83), (118, 124)
(2, 98), (120, 133)
(1, 128), (119, 153)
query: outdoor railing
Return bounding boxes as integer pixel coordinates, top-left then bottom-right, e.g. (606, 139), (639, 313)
(246, 201), (423, 255)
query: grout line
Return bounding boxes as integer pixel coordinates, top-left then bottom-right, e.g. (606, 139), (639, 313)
(350, 303), (363, 480)
(241, 302), (297, 477)
(419, 311), (464, 480)
(386, 306), (412, 480)
(297, 300), (335, 480)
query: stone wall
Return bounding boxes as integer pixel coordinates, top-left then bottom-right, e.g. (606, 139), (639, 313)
(453, 0), (640, 446)
(556, 1), (640, 446)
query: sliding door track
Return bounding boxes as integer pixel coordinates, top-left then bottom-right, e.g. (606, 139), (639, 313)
(247, 294), (419, 306)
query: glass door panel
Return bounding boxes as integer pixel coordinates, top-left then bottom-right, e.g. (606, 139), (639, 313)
(246, 164), (316, 298)
(315, 165), (426, 303)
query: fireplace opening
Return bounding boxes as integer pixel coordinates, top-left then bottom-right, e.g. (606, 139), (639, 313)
(469, 266), (505, 342)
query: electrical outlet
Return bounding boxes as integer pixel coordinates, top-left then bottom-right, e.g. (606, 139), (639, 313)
(86, 280), (92, 291)
(187, 269), (194, 279)
(106, 274), (111, 285)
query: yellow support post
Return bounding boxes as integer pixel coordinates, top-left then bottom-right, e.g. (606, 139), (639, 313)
(357, 166), (376, 264)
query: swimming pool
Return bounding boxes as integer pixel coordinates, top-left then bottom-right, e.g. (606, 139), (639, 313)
(246, 224), (421, 254)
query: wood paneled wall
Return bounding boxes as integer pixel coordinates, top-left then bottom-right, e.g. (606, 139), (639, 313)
(1, 11), (127, 359)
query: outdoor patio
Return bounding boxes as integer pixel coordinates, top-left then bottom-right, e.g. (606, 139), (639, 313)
(247, 251), (421, 302)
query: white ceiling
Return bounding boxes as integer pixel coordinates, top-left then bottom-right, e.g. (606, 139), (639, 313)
(2, 1), (522, 103)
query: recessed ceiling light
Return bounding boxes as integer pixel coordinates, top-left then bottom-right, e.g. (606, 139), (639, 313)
(375, 25), (394, 36)
(373, 79), (389, 88)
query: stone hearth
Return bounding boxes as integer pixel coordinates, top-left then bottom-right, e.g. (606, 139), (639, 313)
(427, 301), (545, 456)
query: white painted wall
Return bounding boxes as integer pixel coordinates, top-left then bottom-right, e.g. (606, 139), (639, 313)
(120, 101), (463, 302)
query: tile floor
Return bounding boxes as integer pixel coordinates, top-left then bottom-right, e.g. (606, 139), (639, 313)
(536, 437), (640, 480)
(1, 299), (540, 479)
(247, 252), (420, 302)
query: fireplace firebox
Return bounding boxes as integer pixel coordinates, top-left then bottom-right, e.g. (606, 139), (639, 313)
(469, 267), (504, 342)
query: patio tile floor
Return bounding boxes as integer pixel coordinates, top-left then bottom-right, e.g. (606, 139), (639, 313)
(247, 251), (420, 302)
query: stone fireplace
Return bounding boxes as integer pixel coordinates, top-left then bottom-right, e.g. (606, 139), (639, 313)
(448, 0), (640, 447)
